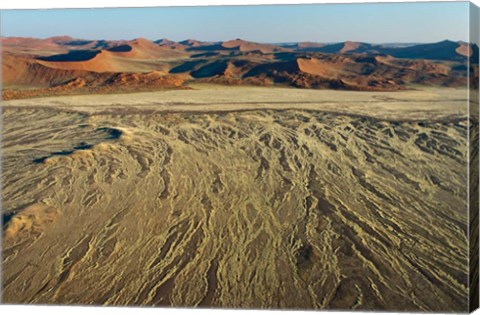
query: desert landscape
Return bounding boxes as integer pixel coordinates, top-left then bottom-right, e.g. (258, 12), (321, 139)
(1, 34), (477, 311)
(2, 36), (478, 99)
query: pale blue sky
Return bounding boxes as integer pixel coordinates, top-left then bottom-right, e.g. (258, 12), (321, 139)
(0, 2), (470, 43)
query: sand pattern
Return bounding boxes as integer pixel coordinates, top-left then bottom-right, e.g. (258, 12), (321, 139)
(1, 87), (469, 311)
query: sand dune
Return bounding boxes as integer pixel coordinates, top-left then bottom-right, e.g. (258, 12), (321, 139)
(296, 40), (479, 61)
(221, 39), (285, 53)
(3, 37), (475, 99)
(2, 52), (100, 88)
(180, 39), (215, 47)
(296, 57), (344, 77)
(37, 50), (121, 72)
(36, 40), (185, 73)
(381, 40), (476, 61)
(156, 38), (187, 50)
(339, 41), (367, 53)
(456, 43), (473, 57)
(1, 86), (470, 311)
(112, 38), (186, 59)
(1, 36), (118, 56)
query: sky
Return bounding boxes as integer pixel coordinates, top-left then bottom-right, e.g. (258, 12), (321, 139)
(0, 2), (471, 43)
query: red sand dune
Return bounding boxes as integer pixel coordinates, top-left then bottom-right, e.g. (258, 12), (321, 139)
(340, 41), (362, 53)
(33, 38), (186, 73)
(2, 36), (474, 100)
(0, 36), (109, 56)
(2, 52), (91, 87)
(221, 39), (284, 53)
(120, 38), (168, 58)
(2, 36), (74, 47)
(1, 37), (69, 55)
(106, 38), (184, 59)
(296, 42), (326, 49)
(156, 38), (186, 50)
(456, 43), (473, 57)
(179, 39), (214, 47)
(296, 57), (346, 78)
(36, 50), (119, 72)
(375, 55), (451, 75)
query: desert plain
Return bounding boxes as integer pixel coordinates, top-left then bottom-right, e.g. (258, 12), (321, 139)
(1, 84), (470, 311)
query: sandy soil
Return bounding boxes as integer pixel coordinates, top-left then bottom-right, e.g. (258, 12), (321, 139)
(1, 86), (470, 311)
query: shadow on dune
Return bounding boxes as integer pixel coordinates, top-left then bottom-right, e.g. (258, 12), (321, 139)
(170, 60), (208, 74)
(32, 127), (122, 164)
(2, 212), (15, 230)
(63, 40), (94, 46)
(190, 52), (220, 58)
(107, 45), (133, 53)
(191, 61), (228, 78)
(38, 50), (101, 62)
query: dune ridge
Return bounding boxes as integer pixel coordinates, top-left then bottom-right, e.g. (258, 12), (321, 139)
(2, 37), (478, 100)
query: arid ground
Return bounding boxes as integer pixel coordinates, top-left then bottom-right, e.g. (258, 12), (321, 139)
(1, 86), (469, 311)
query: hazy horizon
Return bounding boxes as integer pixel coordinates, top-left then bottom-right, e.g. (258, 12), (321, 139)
(0, 34), (471, 45)
(0, 2), (471, 43)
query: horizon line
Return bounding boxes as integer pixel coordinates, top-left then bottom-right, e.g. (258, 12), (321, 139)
(0, 35), (472, 45)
